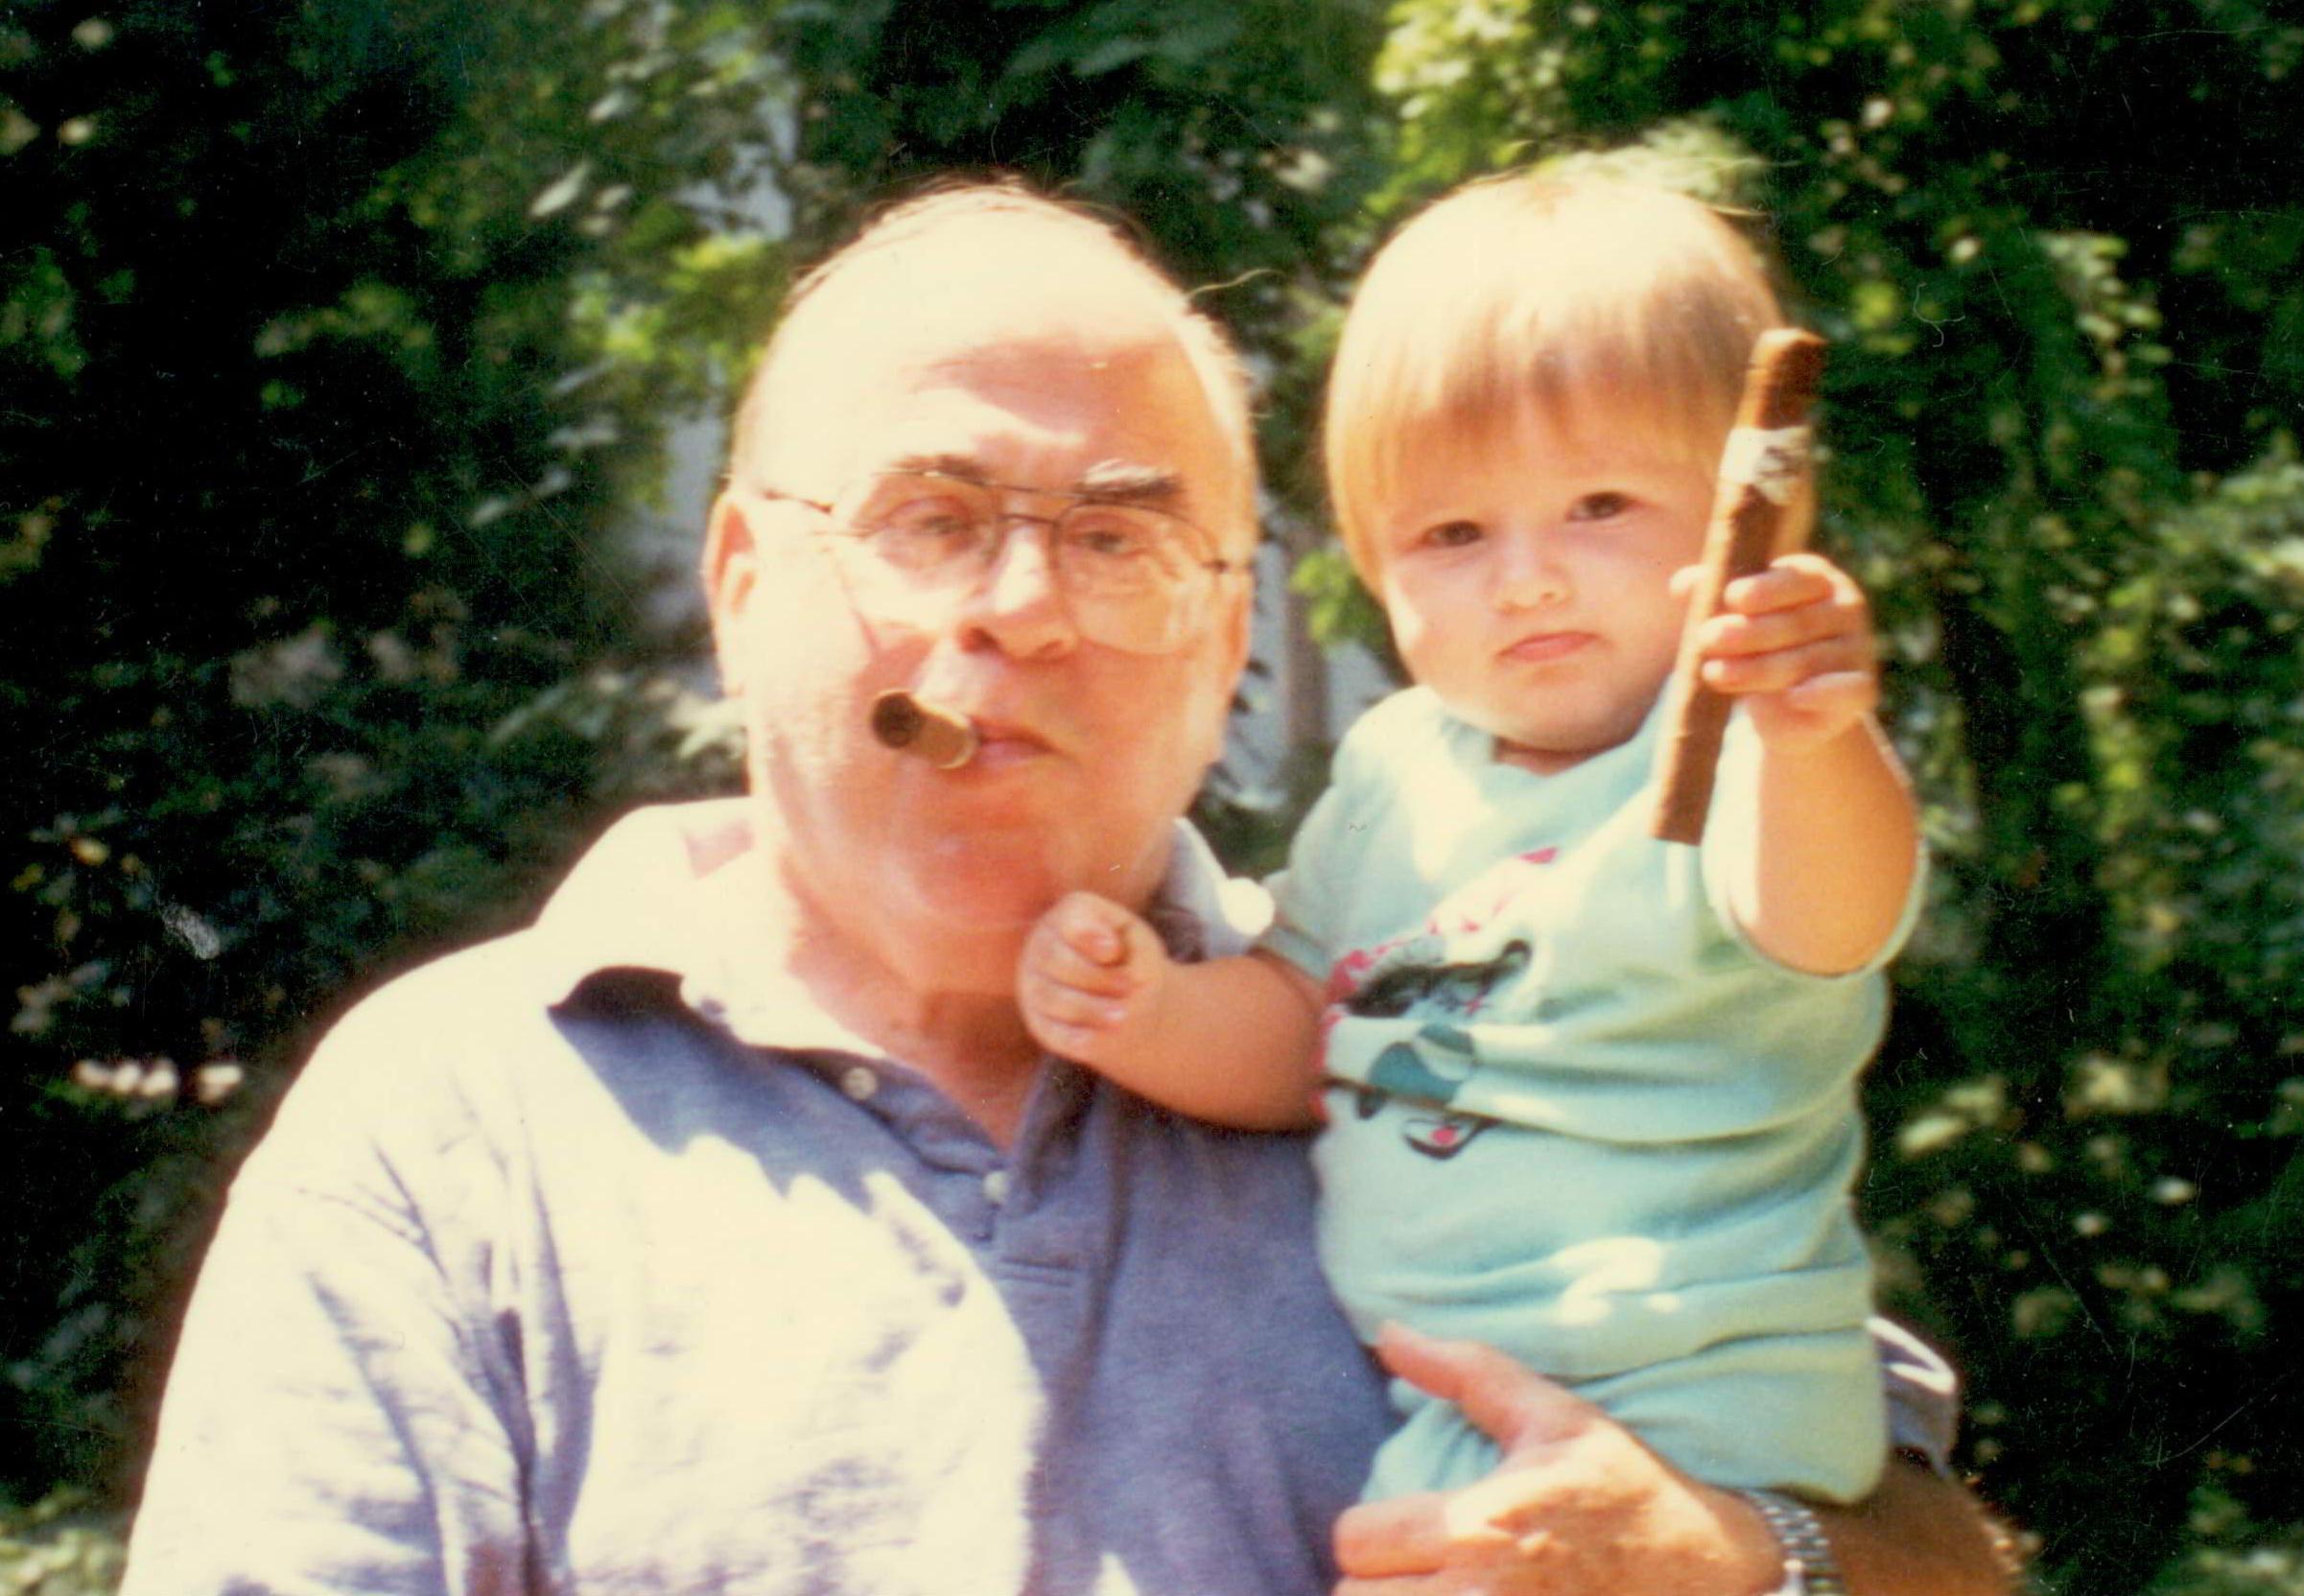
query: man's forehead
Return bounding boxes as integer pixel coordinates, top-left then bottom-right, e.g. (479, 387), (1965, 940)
(764, 304), (1224, 481)
(737, 215), (1255, 550)
(813, 219), (1176, 345)
(824, 288), (1187, 401)
(812, 354), (1172, 453)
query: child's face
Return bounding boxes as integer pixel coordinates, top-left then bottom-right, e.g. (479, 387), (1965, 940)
(1368, 401), (1715, 774)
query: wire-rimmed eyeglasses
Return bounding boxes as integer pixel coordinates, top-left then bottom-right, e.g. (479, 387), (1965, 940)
(749, 469), (1248, 656)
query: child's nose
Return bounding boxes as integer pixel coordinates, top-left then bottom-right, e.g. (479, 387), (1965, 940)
(1493, 533), (1569, 608)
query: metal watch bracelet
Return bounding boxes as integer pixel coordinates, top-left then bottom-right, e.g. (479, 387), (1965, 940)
(1739, 1488), (1849, 1596)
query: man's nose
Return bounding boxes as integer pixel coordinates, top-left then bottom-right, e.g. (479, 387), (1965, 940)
(957, 517), (1081, 657)
(1493, 530), (1569, 608)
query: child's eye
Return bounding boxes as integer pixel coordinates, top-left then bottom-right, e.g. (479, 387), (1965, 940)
(1419, 520), (1485, 551)
(1567, 491), (1634, 522)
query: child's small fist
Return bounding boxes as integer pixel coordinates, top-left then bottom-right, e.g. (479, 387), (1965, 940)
(1692, 552), (1880, 751)
(1019, 891), (1171, 1065)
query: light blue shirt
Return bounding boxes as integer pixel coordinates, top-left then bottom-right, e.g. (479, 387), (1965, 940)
(1265, 689), (1924, 1502)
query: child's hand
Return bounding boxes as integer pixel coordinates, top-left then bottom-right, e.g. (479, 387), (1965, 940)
(1686, 552), (1879, 753)
(1018, 891), (1174, 1068)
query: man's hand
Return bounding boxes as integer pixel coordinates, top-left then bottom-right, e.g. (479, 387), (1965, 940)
(1334, 1324), (1784, 1596)
(1335, 1325), (2015, 1596)
(1018, 890), (1174, 1067)
(1687, 552), (1879, 755)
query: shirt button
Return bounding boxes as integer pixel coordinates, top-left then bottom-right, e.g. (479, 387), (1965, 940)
(982, 1169), (1012, 1206)
(838, 1066), (878, 1102)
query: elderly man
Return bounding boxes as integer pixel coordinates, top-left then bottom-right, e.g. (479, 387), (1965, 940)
(124, 184), (2007, 1595)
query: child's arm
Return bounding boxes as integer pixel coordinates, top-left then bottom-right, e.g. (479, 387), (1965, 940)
(1018, 891), (1328, 1129)
(1692, 552), (1921, 975)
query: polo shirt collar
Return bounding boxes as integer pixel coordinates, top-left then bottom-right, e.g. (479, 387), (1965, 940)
(523, 799), (1265, 1047)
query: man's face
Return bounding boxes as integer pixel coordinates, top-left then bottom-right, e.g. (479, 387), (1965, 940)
(707, 276), (1252, 993)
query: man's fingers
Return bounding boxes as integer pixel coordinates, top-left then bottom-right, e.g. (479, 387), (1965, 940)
(1374, 1323), (1594, 1456)
(1333, 1490), (1464, 1579)
(1334, 1575), (1458, 1595)
(1335, 1479), (1554, 1587)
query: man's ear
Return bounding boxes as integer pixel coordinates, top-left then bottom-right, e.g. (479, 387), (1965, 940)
(1192, 561), (1258, 773)
(702, 490), (760, 692)
(1220, 560), (1255, 683)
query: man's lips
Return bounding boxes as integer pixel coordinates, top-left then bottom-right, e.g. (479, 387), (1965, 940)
(952, 715), (1053, 765)
(1501, 630), (1597, 665)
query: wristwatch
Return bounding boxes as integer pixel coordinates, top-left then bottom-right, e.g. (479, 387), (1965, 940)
(1739, 1489), (1849, 1596)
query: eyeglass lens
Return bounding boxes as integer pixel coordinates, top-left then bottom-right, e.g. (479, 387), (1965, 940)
(830, 473), (1214, 653)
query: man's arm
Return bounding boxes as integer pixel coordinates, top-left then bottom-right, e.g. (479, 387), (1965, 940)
(122, 1022), (523, 1595)
(1830, 1455), (2014, 1596)
(1332, 1326), (2010, 1596)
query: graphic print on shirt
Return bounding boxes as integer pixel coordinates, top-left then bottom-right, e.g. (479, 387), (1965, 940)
(1323, 848), (1555, 1160)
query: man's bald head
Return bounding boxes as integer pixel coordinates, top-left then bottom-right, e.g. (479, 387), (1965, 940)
(728, 182), (1258, 551)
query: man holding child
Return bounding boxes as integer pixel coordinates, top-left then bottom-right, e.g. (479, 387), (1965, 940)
(124, 179), (2009, 1594)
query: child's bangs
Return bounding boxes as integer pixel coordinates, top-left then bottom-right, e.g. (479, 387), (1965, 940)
(1489, 291), (1750, 468)
(1330, 282), (1751, 569)
(1326, 173), (1787, 578)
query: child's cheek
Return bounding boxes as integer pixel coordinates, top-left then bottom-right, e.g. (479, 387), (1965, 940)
(1377, 569), (1443, 648)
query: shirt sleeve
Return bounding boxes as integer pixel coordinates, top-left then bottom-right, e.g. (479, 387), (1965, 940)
(1257, 699), (1401, 982)
(1257, 790), (1353, 982)
(122, 998), (530, 1596)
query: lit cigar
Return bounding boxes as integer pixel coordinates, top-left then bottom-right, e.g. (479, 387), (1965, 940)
(870, 690), (979, 769)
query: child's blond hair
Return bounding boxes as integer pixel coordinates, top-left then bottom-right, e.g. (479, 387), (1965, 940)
(1325, 172), (1791, 584)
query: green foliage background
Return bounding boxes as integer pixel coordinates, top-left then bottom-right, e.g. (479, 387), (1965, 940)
(5, 1), (2302, 1591)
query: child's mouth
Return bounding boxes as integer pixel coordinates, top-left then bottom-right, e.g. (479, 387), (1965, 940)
(1502, 630), (1595, 664)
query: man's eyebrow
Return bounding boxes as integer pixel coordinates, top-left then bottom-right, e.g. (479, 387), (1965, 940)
(884, 454), (1188, 509)
(887, 451), (994, 481)
(1070, 459), (1186, 506)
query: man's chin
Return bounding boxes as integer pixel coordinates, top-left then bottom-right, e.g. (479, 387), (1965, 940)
(884, 839), (1072, 934)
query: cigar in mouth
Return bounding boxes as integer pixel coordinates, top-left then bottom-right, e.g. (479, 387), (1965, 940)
(869, 690), (979, 769)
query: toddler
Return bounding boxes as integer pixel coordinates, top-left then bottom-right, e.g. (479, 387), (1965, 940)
(1018, 173), (1923, 1506)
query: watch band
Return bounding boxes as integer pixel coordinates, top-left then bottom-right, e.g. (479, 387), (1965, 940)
(1740, 1488), (1849, 1596)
